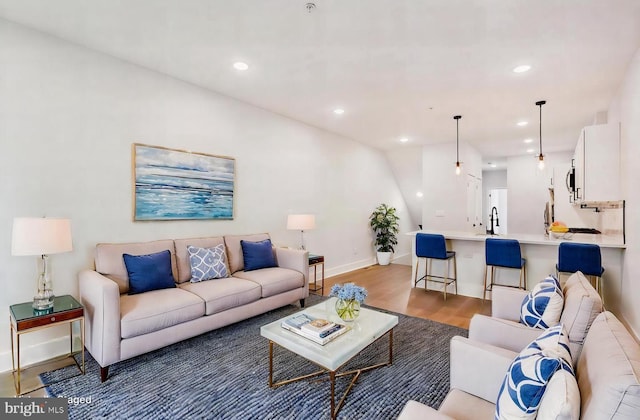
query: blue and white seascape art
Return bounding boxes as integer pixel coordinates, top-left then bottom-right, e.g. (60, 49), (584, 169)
(133, 144), (235, 220)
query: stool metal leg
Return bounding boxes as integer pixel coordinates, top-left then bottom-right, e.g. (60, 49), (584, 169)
(453, 255), (458, 295)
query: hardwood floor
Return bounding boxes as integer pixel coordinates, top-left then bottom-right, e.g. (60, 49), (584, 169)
(321, 263), (490, 329)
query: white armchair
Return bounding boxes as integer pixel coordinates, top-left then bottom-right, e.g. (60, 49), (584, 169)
(398, 312), (640, 420)
(469, 271), (602, 363)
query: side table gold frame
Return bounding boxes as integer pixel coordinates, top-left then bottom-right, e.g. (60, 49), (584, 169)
(9, 295), (85, 395)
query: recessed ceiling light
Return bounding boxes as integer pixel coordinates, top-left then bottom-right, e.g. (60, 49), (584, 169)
(416, 192), (424, 198)
(513, 65), (531, 73)
(517, 121), (528, 127)
(233, 62), (249, 71)
(490, 163), (497, 168)
(526, 148), (535, 153)
(333, 108), (345, 115)
(400, 137), (409, 143)
(524, 138), (533, 143)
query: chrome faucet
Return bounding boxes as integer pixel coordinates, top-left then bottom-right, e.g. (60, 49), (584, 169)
(489, 206), (500, 235)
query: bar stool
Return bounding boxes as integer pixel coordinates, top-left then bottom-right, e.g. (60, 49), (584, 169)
(484, 238), (526, 300)
(556, 242), (605, 295)
(414, 233), (457, 300)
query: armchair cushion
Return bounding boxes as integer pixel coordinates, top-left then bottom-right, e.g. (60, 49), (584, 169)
(187, 244), (228, 282)
(520, 275), (564, 329)
(123, 250), (176, 295)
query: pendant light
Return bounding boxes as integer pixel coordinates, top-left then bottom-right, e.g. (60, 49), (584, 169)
(536, 100), (546, 170)
(454, 115), (462, 175)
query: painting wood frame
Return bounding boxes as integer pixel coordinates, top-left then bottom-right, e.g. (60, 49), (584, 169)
(132, 143), (235, 221)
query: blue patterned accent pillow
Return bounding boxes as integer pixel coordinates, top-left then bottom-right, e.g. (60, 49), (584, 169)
(495, 325), (573, 420)
(187, 244), (228, 282)
(520, 275), (564, 329)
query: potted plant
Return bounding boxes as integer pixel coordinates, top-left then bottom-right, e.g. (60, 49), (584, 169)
(369, 203), (400, 266)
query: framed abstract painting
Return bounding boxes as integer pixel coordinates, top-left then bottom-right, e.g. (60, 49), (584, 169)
(132, 143), (235, 220)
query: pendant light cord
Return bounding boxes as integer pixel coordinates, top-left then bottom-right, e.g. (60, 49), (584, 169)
(536, 100), (546, 156)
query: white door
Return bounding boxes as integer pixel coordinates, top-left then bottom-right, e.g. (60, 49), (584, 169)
(488, 188), (507, 235)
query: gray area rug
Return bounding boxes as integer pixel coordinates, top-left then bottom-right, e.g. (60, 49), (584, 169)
(41, 296), (467, 419)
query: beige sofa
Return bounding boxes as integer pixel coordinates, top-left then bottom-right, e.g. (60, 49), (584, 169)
(79, 233), (309, 381)
(397, 311), (640, 419)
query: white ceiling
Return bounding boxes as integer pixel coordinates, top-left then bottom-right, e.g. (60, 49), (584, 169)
(1, 0), (639, 164)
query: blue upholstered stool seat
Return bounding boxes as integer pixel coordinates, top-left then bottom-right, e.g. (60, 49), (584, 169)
(556, 242), (605, 295)
(483, 238), (527, 300)
(414, 233), (457, 300)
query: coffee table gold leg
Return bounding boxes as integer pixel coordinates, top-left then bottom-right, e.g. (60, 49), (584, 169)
(330, 370), (336, 420)
(389, 329), (394, 365)
(268, 341), (274, 387)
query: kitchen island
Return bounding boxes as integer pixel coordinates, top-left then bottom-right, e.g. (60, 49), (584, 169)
(407, 230), (625, 305)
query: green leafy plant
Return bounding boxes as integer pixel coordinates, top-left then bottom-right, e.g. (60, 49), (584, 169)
(369, 203), (400, 252)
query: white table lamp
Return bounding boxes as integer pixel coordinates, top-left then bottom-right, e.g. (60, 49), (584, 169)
(287, 214), (316, 250)
(12, 217), (73, 310)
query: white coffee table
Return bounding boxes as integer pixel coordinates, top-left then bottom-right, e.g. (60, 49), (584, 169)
(260, 297), (399, 419)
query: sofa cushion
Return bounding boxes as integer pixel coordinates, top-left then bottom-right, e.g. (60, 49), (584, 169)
(120, 288), (205, 339)
(495, 325), (572, 419)
(224, 233), (270, 273)
(520, 275), (564, 329)
(577, 311), (640, 419)
(178, 277), (261, 315)
(560, 271), (603, 361)
(187, 244), (229, 282)
(123, 250), (176, 295)
(95, 239), (177, 294)
(241, 239), (277, 271)
(439, 389), (495, 420)
(233, 267), (305, 298)
(174, 236), (226, 283)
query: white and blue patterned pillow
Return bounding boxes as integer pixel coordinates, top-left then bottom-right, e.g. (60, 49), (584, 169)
(187, 244), (228, 282)
(495, 325), (574, 420)
(520, 275), (564, 329)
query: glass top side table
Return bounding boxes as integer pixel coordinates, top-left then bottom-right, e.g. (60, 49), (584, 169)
(9, 295), (85, 395)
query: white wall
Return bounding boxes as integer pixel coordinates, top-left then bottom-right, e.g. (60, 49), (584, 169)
(0, 19), (412, 371)
(607, 46), (640, 338)
(421, 141), (482, 230)
(385, 146), (422, 230)
(507, 152), (572, 234)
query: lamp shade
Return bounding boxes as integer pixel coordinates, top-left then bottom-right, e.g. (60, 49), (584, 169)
(287, 214), (316, 230)
(11, 217), (73, 256)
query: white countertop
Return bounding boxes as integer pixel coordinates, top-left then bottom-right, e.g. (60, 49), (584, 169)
(406, 230), (626, 249)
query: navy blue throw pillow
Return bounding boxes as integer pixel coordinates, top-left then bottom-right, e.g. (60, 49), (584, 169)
(123, 250), (176, 295)
(241, 239), (277, 271)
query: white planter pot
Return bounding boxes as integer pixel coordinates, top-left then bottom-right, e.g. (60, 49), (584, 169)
(376, 251), (393, 266)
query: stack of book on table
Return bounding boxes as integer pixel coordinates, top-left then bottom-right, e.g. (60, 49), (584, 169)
(281, 313), (349, 345)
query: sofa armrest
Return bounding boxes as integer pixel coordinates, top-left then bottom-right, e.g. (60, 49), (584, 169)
(468, 314), (542, 353)
(78, 270), (121, 367)
(397, 400), (455, 420)
(491, 286), (529, 321)
(450, 336), (517, 403)
(275, 248), (309, 289)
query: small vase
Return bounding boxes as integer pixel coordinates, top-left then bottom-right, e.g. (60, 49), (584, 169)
(335, 298), (361, 322)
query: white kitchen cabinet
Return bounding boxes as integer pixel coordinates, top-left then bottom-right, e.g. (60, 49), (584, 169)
(573, 123), (621, 203)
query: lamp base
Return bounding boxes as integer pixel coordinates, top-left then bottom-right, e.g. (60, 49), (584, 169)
(32, 296), (53, 311)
